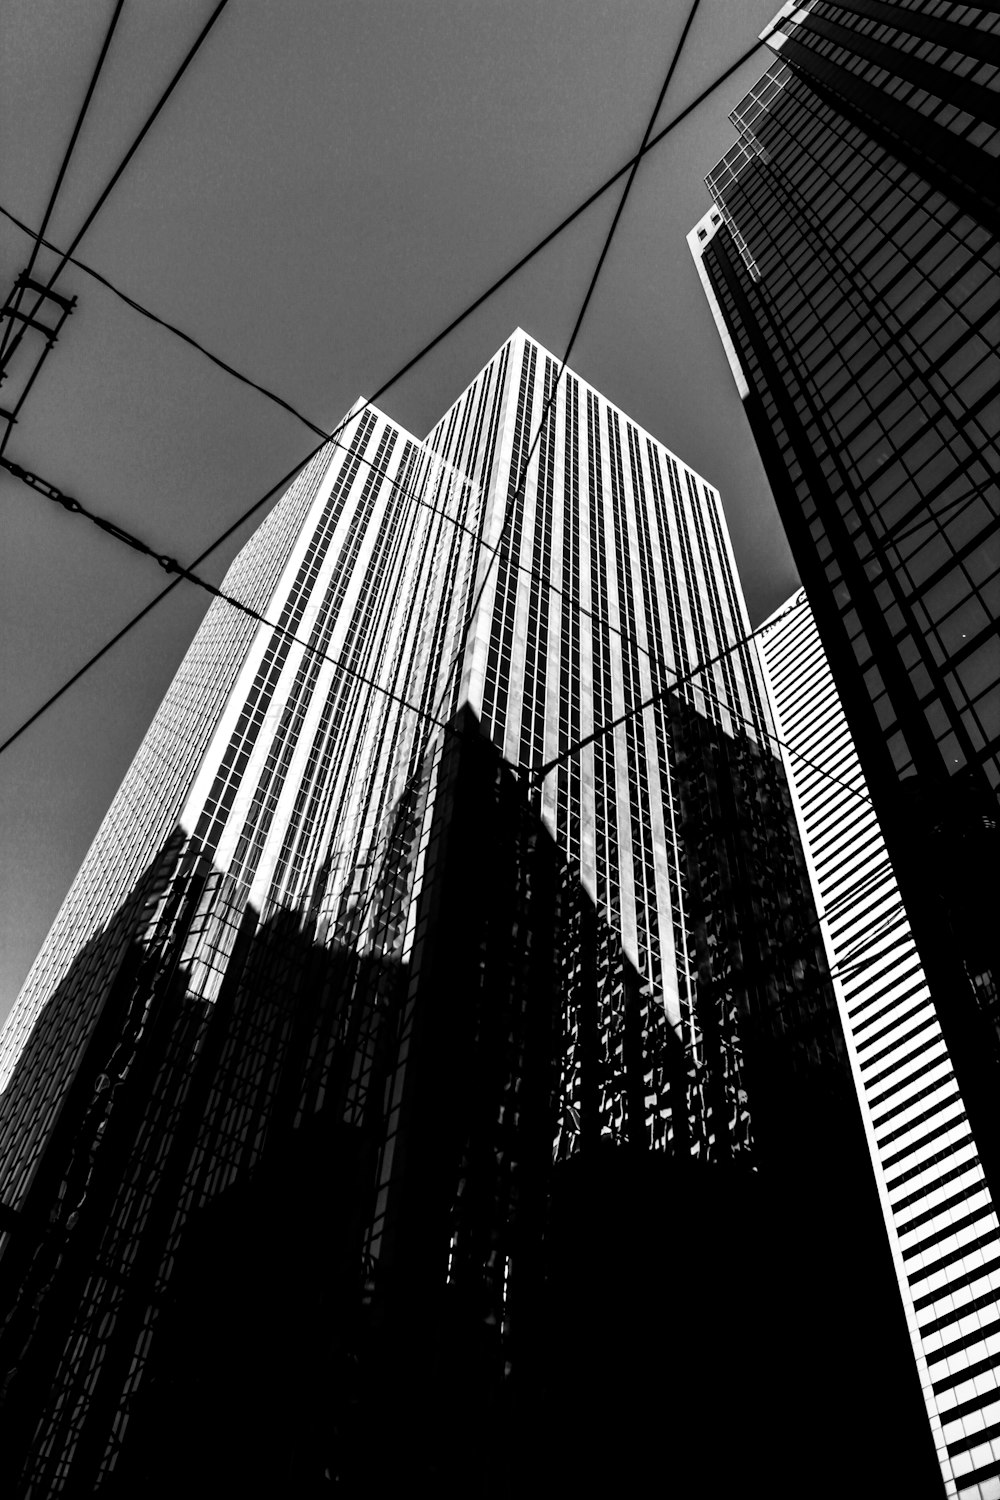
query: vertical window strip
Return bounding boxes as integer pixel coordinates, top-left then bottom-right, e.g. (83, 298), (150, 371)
(586, 391), (618, 919)
(194, 410), (377, 852)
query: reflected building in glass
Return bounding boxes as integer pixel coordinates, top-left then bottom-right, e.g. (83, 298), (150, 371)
(690, 0), (1000, 1264)
(0, 331), (936, 1494)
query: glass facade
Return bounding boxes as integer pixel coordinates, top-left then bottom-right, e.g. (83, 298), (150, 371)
(690, 15), (1000, 1458)
(762, 590), (1000, 1500)
(0, 331), (932, 1493)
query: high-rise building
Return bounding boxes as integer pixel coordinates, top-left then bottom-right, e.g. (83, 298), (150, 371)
(0, 327), (783, 1178)
(689, 0), (1000, 1233)
(762, 588), (1000, 1500)
(0, 330), (935, 1495)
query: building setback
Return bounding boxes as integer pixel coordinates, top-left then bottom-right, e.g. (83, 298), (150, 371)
(762, 589), (1000, 1500)
(689, 0), (1000, 1380)
(0, 331), (935, 1494)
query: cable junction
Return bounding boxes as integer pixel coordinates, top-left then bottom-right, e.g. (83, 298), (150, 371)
(0, 0), (125, 368)
(0, 11), (782, 747)
(0, 0), (231, 392)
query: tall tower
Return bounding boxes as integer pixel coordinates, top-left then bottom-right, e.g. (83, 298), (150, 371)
(0, 331), (932, 1494)
(0, 328), (779, 1174)
(761, 589), (1000, 1500)
(689, 1), (1000, 1228)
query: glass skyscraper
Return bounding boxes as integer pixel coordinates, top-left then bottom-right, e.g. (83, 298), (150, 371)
(0, 327), (780, 1171)
(0, 330), (933, 1494)
(690, 0), (1000, 1317)
(762, 589), (1000, 1500)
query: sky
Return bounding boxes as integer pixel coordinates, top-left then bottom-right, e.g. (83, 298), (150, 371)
(0, 0), (794, 1023)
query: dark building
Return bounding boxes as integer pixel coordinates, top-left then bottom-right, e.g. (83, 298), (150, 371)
(691, 0), (999, 1321)
(691, 9), (1000, 1490)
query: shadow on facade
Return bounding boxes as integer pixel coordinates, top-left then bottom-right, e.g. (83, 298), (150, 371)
(0, 708), (941, 1496)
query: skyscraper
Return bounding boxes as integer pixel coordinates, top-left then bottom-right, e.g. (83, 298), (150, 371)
(0, 327), (781, 1171)
(689, 0), (1000, 1215)
(0, 330), (933, 1494)
(761, 589), (1000, 1500)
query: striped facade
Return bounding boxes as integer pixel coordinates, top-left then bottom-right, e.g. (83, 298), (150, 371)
(761, 590), (1000, 1500)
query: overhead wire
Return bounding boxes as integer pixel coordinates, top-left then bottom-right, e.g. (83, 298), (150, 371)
(1, 0), (705, 766)
(0, 19), (781, 439)
(10, 5), (837, 989)
(1, 210), (848, 805)
(8, 1), (840, 824)
(102, 8), (713, 969)
(410, 3), (717, 793)
(426, 0), (705, 690)
(0, 0), (230, 392)
(0, 197), (332, 443)
(1, 453), (871, 838)
(1, 486), (918, 1015)
(0, 10), (944, 1203)
(1, 10), (782, 752)
(1, 450), (877, 832)
(834, 901), (911, 972)
(532, 592), (806, 785)
(0, 195), (959, 804)
(0, 456), (439, 732)
(674, 644), (873, 807)
(0, 0), (126, 367)
(0, 436), (335, 756)
(337, 0), (707, 954)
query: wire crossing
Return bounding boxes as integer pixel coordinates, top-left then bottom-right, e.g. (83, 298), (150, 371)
(454, 0), (703, 697)
(0, 0), (126, 368)
(0, 0), (231, 388)
(2, 464), (907, 996)
(2, 455), (864, 821)
(0, 456), (438, 732)
(1, 14), (781, 749)
(0, 9), (779, 454)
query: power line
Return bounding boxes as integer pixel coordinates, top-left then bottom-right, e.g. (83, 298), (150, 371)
(0, 21), (777, 441)
(0, 198), (332, 444)
(1, 12), (779, 752)
(0, 18), (778, 441)
(6, 204), (848, 802)
(676, 644), (873, 808)
(0, 0), (126, 367)
(0, 439), (874, 816)
(354, 16), (779, 417)
(2, 441), (869, 827)
(3, 460), (915, 1012)
(532, 593), (810, 785)
(835, 901), (910, 972)
(0, 434), (337, 757)
(0, 0), (230, 389)
(822, 853), (899, 926)
(0, 216), (959, 807)
(454, 0), (703, 728)
(1, 0), (700, 762)
(0, 456), (440, 733)
(0, 24), (865, 810)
